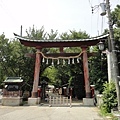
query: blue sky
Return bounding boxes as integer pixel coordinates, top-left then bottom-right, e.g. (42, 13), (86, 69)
(0, 0), (119, 39)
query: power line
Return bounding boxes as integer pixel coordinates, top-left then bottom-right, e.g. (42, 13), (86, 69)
(88, 0), (93, 8)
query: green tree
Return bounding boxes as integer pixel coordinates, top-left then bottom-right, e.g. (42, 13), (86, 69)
(0, 33), (35, 90)
(89, 51), (108, 93)
(26, 25), (47, 40)
(100, 82), (117, 113)
(112, 5), (120, 28)
(0, 34), (10, 85)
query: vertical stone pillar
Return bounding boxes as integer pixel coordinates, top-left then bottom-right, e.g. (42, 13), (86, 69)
(31, 49), (41, 98)
(106, 50), (113, 83)
(102, 49), (113, 83)
(82, 47), (91, 98)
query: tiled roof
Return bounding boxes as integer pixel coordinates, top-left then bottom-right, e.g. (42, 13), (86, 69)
(14, 33), (109, 43)
(4, 77), (23, 83)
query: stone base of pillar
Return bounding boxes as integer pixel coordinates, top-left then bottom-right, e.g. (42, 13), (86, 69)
(2, 97), (23, 106)
(28, 97), (41, 106)
(83, 98), (94, 106)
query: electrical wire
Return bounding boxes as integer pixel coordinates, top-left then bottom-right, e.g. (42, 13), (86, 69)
(88, 0), (94, 37)
(97, 7), (100, 36)
(89, 0), (101, 36)
(88, 0), (93, 8)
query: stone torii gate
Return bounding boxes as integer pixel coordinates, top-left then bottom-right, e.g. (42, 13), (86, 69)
(14, 33), (108, 105)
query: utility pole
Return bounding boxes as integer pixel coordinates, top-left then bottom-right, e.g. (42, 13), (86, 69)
(20, 25), (22, 36)
(106, 0), (120, 109)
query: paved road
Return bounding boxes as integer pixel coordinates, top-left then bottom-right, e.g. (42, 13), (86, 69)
(0, 103), (104, 120)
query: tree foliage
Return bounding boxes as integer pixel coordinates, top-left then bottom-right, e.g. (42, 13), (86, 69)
(89, 52), (108, 93)
(0, 34), (10, 83)
(0, 34), (35, 90)
(100, 82), (117, 113)
(112, 5), (120, 28)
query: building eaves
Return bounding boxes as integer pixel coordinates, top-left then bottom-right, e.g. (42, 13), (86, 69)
(14, 33), (109, 43)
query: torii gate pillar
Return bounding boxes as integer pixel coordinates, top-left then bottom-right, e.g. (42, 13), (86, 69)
(28, 48), (41, 105)
(31, 49), (41, 98)
(82, 47), (91, 98)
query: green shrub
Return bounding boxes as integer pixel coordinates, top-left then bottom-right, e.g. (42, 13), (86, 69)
(100, 82), (117, 114)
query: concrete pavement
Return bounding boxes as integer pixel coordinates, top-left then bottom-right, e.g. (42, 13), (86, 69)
(0, 103), (104, 120)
